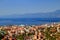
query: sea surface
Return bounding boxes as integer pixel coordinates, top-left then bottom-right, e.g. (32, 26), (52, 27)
(0, 18), (60, 25)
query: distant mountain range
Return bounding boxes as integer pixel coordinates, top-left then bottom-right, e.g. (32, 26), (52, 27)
(1, 10), (60, 18)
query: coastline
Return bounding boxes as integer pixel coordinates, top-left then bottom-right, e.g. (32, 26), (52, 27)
(0, 22), (60, 26)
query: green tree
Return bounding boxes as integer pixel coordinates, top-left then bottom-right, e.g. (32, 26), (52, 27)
(0, 30), (7, 40)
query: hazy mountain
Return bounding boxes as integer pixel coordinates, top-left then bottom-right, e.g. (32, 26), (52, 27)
(20, 10), (60, 18)
(1, 10), (60, 18)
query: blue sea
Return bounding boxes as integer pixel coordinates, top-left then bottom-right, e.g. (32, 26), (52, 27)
(0, 18), (60, 25)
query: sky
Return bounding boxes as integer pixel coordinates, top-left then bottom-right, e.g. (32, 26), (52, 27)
(0, 0), (60, 16)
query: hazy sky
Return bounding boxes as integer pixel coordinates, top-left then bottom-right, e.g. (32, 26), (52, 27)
(0, 0), (60, 16)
